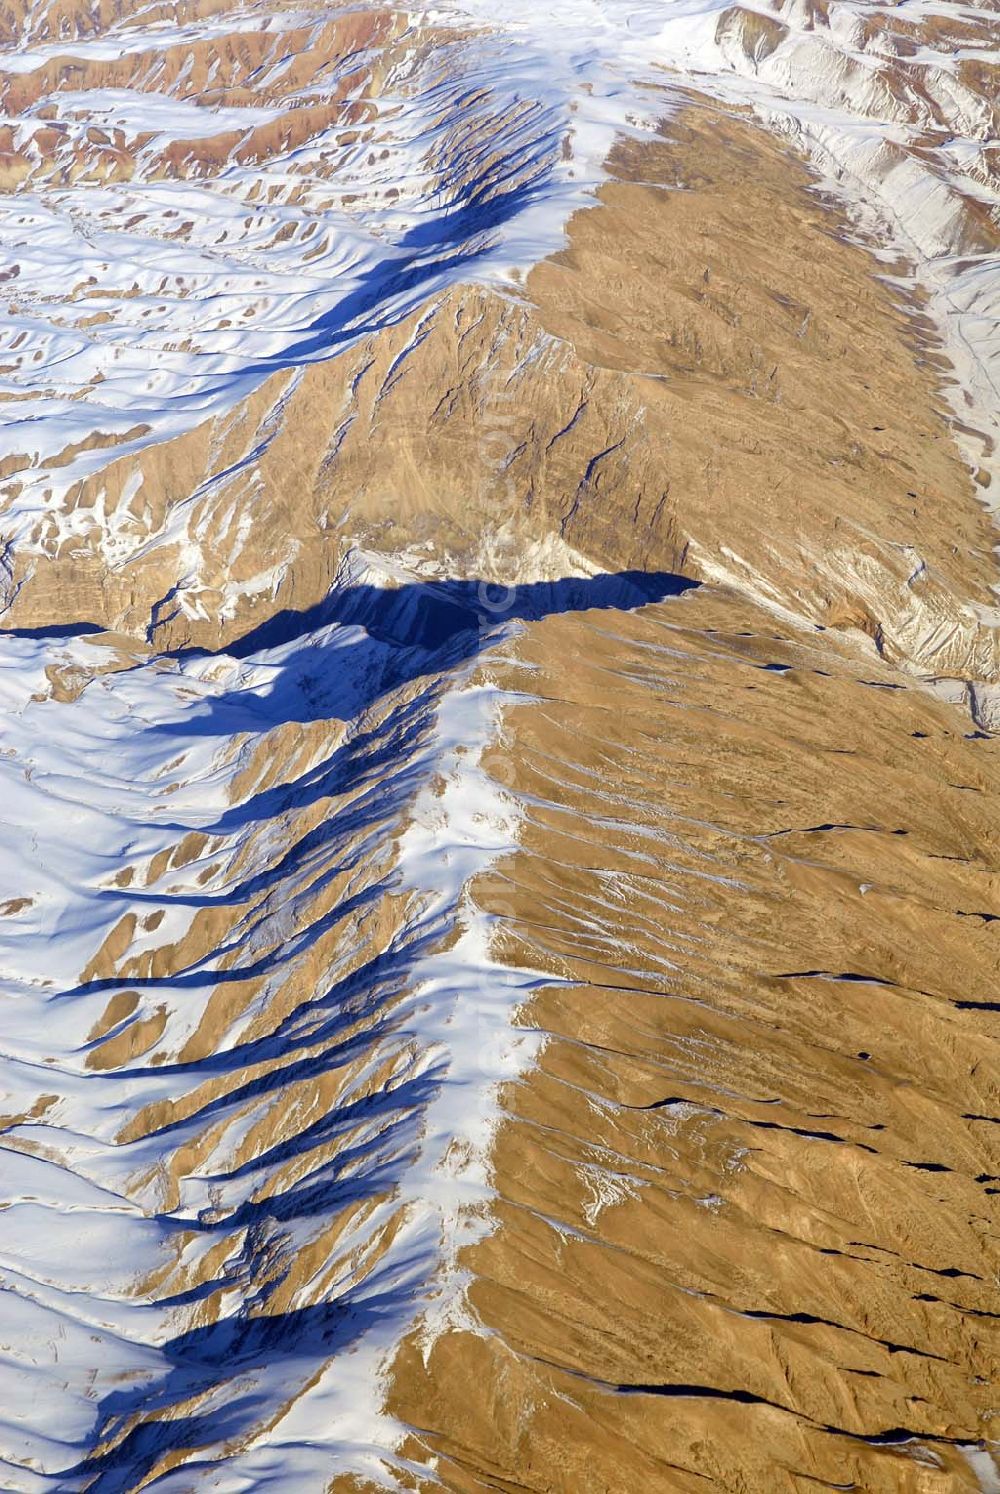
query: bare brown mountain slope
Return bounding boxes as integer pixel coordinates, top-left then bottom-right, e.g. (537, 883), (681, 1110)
(5, 104), (999, 697)
(43, 104), (1000, 1492)
(384, 581), (1000, 1493)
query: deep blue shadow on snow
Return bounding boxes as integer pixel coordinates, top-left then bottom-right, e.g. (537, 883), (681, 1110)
(60, 1295), (403, 1494)
(55, 566), (696, 1488)
(187, 568), (697, 659)
(239, 171), (549, 374)
(148, 570), (698, 749)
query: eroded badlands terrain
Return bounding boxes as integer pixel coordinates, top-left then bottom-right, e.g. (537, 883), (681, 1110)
(0, 0), (997, 1489)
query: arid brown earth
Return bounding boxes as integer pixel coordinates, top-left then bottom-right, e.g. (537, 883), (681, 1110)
(385, 584), (1000, 1492)
(5, 104), (999, 689)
